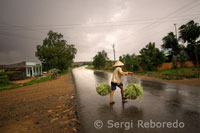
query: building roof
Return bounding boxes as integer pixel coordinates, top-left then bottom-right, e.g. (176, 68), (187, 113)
(0, 61), (41, 69)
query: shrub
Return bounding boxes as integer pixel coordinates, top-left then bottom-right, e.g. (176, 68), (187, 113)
(0, 75), (9, 85)
(93, 50), (109, 69)
(119, 54), (139, 71)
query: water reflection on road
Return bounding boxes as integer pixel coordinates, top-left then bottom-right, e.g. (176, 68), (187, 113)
(72, 66), (200, 133)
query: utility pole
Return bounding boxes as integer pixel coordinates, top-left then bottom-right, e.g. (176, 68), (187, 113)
(195, 28), (200, 76)
(174, 24), (178, 39)
(174, 24), (178, 78)
(194, 42), (199, 76)
(113, 44), (116, 62)
(195, 23), (200, 76)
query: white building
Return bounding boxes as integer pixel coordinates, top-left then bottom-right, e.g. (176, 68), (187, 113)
(25, 62), (42, 77)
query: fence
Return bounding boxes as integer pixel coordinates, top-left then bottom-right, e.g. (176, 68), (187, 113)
(139, 61), (194, 71)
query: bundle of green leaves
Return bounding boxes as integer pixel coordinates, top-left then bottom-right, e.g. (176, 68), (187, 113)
(123, 83), (143, 100)
(96, 82), (111, 96)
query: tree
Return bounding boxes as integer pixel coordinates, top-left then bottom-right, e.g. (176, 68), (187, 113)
(35, 30), (77, 71)
(162, 32), (182, 75)
(93, 50), (109, 69)
(177, 51), (188, 68)
(119, 54), (139, 71)
(179, 20), (200, 66)
(139, 42), (167, 71)
(185, 42), (200, 65)
(162, 32), (181, 58)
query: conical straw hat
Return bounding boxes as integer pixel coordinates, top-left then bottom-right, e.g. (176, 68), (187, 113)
(114, 61), (124, 67)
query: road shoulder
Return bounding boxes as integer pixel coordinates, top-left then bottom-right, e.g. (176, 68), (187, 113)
(0, 72), (79, 133)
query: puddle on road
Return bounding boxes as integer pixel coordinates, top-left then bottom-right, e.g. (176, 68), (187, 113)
(73, 67), (200, 133)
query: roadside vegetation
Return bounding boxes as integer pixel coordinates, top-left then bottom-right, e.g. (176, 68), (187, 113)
(23, 76), (51, 86)
(35, 30), (77, 71)
(0, 83), (22, 91)
(88, 20), (200, 80)
(0, 67), (75, 91)
(0, 30), (78, 91)
(134, 67), (199, 80)
(0, 72), (22, 91)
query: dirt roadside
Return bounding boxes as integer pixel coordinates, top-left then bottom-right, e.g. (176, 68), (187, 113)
(0, 72), (79, 133)
(93, 69), (200, 87)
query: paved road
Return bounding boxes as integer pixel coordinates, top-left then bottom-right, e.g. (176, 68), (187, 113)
(72, 67), (200, 133)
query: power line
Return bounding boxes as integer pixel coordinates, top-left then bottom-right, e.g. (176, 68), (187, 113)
(0, 16), (199, 32)
(0, 21), (79, 44)
(0, 21), (47, 35)
(68, 1), (200, 49)
(116, 0), (200, 43)
(1, 14), (200, 30)
(134, 0), (200, 34)
(0, 31), (43, 41)
(0, 0), (199, 47)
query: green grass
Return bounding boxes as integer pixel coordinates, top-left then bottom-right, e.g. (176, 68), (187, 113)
(134, 67), (200, 80)
(0, 67), (76, 91)
(0, 83), (22, 91)
(58, 67), (73, 76)
(24, 67), (75, 86)
(23, 76), (51, 86)
(135, 67), (197, 74)
(0, 76), (51, 91)
(104, 66), (115, 70)
(87, 65), (94, 69)
(87, 64), (200, 80)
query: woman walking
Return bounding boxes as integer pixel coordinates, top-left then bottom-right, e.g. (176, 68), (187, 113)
(110, 61), (132, 104)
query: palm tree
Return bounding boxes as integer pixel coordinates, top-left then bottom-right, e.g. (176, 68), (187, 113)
(179, 20), (200, 67)
(162, 32), (181, 57)
(162, 32), (181, 76)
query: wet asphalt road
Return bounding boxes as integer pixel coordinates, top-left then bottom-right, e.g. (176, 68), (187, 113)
(72, 67), (200, 133)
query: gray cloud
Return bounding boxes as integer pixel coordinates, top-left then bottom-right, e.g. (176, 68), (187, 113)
(0, 0), (200, 64)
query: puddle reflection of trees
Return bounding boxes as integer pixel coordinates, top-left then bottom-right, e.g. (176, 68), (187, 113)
(122, 76), (140, 87)
(121, 102), (144, 120)
(164, 85), (200, 132)
(164, 85), (183, 114)
(96, 104), (118, 121)
(179, 109), (200, 132)
(93, 71), (111, 84)
(141, 80), (166, 96)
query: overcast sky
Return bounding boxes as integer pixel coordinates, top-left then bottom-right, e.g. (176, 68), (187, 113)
(0, 0), (200, 64)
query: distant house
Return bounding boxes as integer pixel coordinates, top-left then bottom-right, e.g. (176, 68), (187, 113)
(0, 61), (42, 79)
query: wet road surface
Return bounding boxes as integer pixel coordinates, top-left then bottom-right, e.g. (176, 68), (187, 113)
(72, 67), (200, 133)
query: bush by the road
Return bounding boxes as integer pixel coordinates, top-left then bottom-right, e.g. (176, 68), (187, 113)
(119, 54), (139, 71)
(139, 42), (167, 71)
(93, 50), (109, 69)
(0, 75), (9, 85)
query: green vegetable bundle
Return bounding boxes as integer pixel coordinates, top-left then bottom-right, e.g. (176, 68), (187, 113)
(96, 82), (111, 96)
(123, 83), (143, 100)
